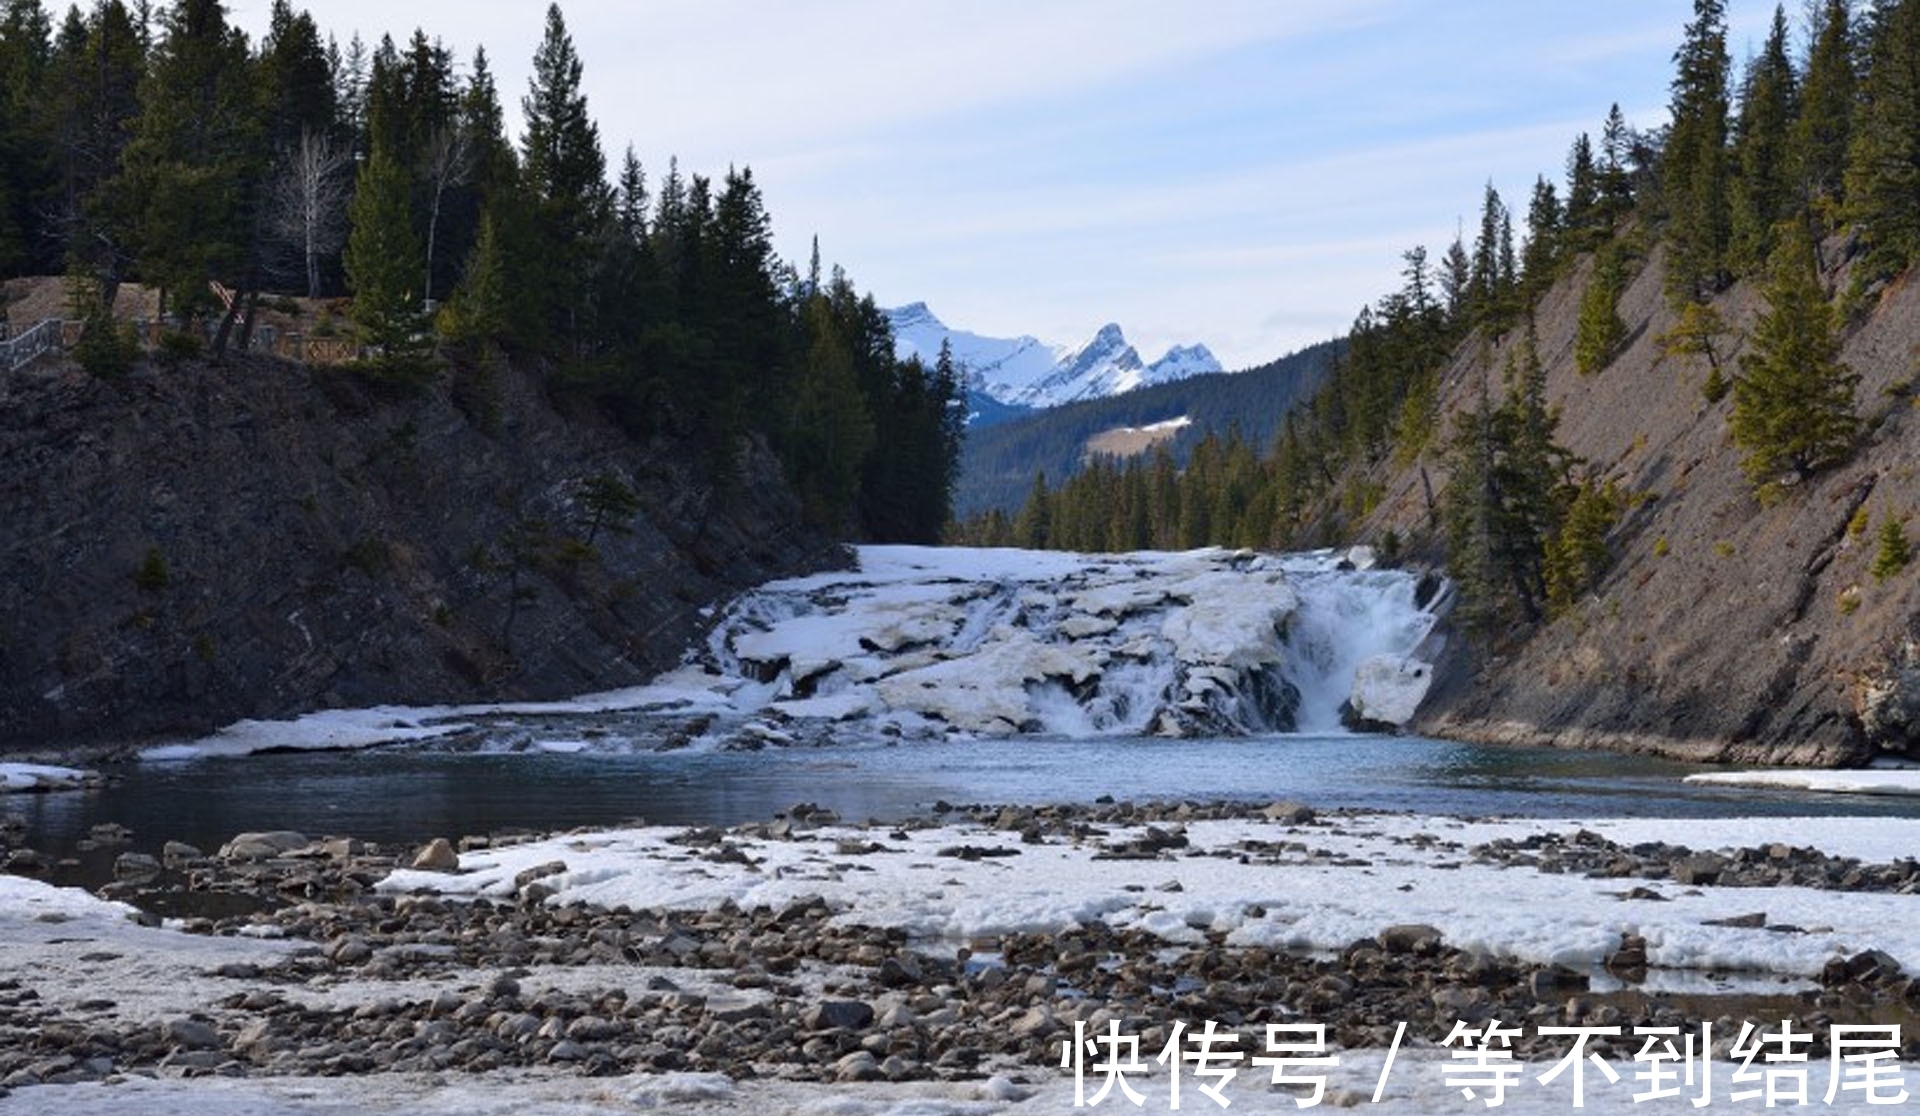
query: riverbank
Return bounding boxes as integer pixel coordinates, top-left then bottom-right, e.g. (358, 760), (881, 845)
(4, 800), (1919, 1112)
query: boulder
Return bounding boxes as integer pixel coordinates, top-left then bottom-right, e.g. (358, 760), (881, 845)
(1345, 655), (1433, 730)
(1856, 638), (1920, 755)
(1377, 923), (1443, 955)
(410, 838), (460, 872)
(220, 831), (308, 861)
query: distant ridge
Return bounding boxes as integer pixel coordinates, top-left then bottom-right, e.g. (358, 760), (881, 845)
(886, 303), (1223, 412)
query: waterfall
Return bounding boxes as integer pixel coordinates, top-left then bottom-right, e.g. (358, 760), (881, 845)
(686, 545), (1446, 741)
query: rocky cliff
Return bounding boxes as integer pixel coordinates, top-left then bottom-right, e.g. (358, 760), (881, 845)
(0, 353), (839, 754)
(1358, 244), (1918, 766)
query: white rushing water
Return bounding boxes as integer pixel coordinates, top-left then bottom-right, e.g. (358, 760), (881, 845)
(689, 545), (1447, 741)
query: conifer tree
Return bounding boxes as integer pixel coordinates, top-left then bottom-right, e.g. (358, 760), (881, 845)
(1844, 0), (1920, 279)
(1872, 516), (1912, 580)
(0, 0), (54, 273)
(1730, 219), (1858, 484)
(1789, 0), (1855, 216)
(1598, 103), (1635, 223)
(785, 298), (873, 525)
(1574, 241), (1627, 375)
(1520, 175), (1562, 298)
(1545, 480), (1621, 611)
(1563, 133), (1599, 246)
(1664, 0), (1733, 306)
(520, 2), (607, 350)
(111, 0), (262, 324)
(344, 145), (431, 375)
(1439, 233), (1471, 326)
(1728, 6), (1798, 275)
(1014, 471), (1051, 549)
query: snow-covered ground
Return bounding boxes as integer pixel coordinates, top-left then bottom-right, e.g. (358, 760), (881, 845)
(375, 811), (1920, 983)
(10, 1049), (1911, 1116)
(8, 808), (1920, 1114)
(1686, 768), (1920, 797)
(0, 762), (95, 792)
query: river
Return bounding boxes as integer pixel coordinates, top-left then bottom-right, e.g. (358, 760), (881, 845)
(11, 732), (1920, 869)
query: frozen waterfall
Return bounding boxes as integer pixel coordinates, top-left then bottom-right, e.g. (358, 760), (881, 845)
(685, 545), (1446, 741)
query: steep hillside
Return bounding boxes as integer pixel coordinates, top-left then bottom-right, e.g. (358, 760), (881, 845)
(1353, 244), (1918, 765)
(0, 353), (838, 754)
(957, 339), (1340, 515)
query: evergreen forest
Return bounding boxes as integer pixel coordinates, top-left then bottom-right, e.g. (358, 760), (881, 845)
(0, 0), (964, 543)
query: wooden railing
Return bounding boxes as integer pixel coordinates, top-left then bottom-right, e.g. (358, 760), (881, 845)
(3, 316), (366, 370)
(1, 319), (64, 371)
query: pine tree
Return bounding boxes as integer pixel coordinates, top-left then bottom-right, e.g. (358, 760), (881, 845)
(1664, 0), (1733, 306)
(1872, 516), (1912, 580)
(1728, 6), (1798, 275)
(1789, 0), (1855, 216)
(1014, 471), (1052, 549)
(785, 298), (872, 525)
(1439, 233), (1471, 326)
(1563, 132), (1599, 246)
(1730, 219), (1859, 484)
(1844, 0), (1920, 279)
(344, 145), (431, 376)
(110, 0), (262, 324)
(520, 2), (608, 351)
(1545, 480), (1622, 611)
(1574, 242), (1627, 375)
(1598, 103), (1635, 223)
(1520, 175), (1562, 298)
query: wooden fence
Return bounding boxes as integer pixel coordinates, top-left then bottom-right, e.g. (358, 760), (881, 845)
(3, 317), (366, 371)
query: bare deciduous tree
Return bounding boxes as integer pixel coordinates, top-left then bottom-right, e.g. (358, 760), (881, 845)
(422, 124), (475, 309)
(269, 127), (351, 299)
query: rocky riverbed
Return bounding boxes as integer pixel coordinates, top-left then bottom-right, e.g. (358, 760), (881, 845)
(4, 801), (1920, 1112)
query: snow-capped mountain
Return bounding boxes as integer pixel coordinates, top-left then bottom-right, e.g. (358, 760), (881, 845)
(886, 302), (1222, 411)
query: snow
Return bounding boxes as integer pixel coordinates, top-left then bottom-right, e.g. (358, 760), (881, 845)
(139, 708), (474, 760)
(0, 761), (93, 791)
(1348, 654), (1434, 727)
(12, 809), (1920, 1114)
(885, 303), (1221, 410)
(1685, 769), (1920, 796)
(376, 810), (1920, 984)
(7, 1052), (1915, 1115)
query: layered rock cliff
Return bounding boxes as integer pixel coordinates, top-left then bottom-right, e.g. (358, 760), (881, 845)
(1358, 245), (1918, 765)
(0, 353), (839, 753)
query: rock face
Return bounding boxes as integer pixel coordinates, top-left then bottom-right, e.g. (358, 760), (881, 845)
(1347, 242), (1919, 766)
(1855, 632), (1920, 757)
(0, 354), (834, 752)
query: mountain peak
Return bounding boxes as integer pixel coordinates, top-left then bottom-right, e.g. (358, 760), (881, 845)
(884, 305), (1223, 414)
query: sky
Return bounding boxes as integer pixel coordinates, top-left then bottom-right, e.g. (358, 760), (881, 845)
(231, 1), (1786, 370)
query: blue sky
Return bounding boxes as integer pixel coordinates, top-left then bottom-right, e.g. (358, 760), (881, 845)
(235, 1), (1784, 368)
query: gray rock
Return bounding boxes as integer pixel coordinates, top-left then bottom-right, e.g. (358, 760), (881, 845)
(220, 831), (309, 861)
(162, 1018), (222, 1050)
(112, 852), (162, 880)
(804, 1000), (874, 1032)
(513, 860), (568, 891)
(1377, 923), (1443, 955)
(1672, 852), (1727, 886)
(410, 838), (460, 872)
(326, 935), (372, 964)
(160, 841), (202, 863)
(835, 1050), (882, 1082)
(1529, 965), (1590, 998)
(1264, 800), (1316, 825)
